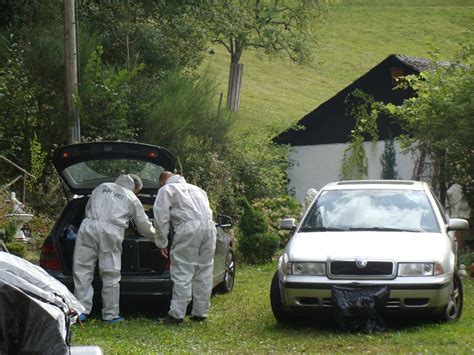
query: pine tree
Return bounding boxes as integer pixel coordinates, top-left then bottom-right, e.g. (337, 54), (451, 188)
(381, 137), (399, 180)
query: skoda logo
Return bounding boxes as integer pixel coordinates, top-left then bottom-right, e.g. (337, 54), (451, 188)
(355, 258), (368, 268)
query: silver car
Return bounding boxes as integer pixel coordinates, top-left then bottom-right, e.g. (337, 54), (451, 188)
(271, 180), (469, 323)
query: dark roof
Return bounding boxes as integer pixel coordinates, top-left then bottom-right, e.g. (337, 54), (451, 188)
(274, 54), (432, 146)
(395, 55), (433, 72)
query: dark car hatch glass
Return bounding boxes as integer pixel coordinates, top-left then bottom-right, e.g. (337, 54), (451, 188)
(53, 142), (176, 195)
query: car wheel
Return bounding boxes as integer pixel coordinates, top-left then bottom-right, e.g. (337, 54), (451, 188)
(439, 273), (463, 322)
(217, 250), (235, 293)
(270, 271), (294, 323)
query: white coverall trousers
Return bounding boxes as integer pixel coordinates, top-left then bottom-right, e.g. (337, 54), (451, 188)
(169, 219), (217, 320)
(73, 218), (124, 321)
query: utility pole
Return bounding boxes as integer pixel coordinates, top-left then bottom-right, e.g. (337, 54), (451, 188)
(64, 0), (80, 143)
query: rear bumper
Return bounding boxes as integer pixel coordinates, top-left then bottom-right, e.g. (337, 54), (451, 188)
(46, 270), (173, 296)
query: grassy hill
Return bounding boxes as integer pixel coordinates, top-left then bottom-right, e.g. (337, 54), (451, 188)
(202, 0), (474, 137)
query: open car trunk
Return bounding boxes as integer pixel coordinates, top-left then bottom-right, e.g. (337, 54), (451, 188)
(56, 196), (169, 276)
(50, 141), (176, 277)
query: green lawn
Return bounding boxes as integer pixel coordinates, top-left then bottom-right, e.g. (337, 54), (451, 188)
(202, 0), (474, 136)
(72, 263), (474, 353)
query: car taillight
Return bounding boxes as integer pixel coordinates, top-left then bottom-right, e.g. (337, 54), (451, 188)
(40, 243), (62, 271)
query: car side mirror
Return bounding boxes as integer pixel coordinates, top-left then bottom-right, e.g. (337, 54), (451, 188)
(279, 218), (296, 230)
(447, 218), (469, 231)
(217, 214), (233, 228)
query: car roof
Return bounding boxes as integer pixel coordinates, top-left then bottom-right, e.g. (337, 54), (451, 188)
(321, 180), (429, 191)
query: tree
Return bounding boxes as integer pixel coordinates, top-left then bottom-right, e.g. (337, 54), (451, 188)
(385, 37), (474, 207)
(0, 1), (70, 151)
(142, 69), (234, 158)
(78, 0), (207, 76)
(79, 46), (143, 141)
(0, 40), (38, 166)
(380, 135), (399, 180)
(340, 89), (379, 180)
(200, 0), (326, 111)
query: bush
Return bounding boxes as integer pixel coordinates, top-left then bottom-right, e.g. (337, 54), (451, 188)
(464, 233), (474, 250)
(238, 232), (279, 265)
(252, 195), (301, 247)
(458, 251), (473, 269)
(6, 241), (26, 258)
(27, 163), (67, 217)
(0, 218), (19, 244)
(237, 197), (278, 264)
(238, 198), (268, 237)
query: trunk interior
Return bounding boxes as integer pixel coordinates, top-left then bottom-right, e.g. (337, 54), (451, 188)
(58, 197), (168, 275)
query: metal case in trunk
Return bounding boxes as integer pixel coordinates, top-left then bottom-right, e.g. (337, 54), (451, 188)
(121, 238), (165, 274)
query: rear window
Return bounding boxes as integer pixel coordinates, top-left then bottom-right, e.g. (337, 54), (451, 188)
(301, 189), (440, 233)
(64, 159), (164, 186)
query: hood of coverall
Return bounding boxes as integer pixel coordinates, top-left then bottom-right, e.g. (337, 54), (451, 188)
(166, 174), (186, 184)
(115, 174), (135, 191)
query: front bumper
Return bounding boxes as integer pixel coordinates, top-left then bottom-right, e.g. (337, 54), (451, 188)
(280, 274), (452, 311)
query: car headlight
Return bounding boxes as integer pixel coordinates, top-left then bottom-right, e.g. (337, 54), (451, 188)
(398, 263), (434, 276)
(290, 262), (326, 276)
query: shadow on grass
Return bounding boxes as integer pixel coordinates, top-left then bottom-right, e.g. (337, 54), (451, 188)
(85, 295), (171, 320)
(120, 295), (171, 318)
(265, 312), (441, 335)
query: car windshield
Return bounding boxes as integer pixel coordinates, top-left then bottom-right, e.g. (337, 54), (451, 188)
(64, 159), (164, 186)
(300, 189), (440, 233)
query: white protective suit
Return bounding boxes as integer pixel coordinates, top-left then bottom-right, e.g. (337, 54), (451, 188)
(153, 174), (216, 320)
(73, 174), (157, 320)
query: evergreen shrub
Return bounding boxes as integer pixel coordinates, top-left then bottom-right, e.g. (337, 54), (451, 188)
(238, 232), (279, 265)
(237, 197), (278, 264)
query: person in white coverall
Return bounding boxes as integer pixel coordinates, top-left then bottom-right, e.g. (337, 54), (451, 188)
(73, 174), (158, 323)
(153, 171), (216, 324)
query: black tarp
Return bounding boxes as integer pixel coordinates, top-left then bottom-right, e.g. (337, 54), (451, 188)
(332, 284), (390, 332)
(0, 252), (84, 354)
(0, 280), (69, 354)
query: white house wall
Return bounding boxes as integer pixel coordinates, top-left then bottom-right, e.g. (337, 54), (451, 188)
(288, 141), (417, 202)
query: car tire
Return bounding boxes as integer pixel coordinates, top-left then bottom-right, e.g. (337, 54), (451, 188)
(217, 250), (235, 294)
(438, 273), (463, 322)
(270, 271), (294, 323)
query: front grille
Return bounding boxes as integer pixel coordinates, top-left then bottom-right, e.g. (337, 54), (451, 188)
(323, 298), (400, 309)
(330, 261), (394, 276)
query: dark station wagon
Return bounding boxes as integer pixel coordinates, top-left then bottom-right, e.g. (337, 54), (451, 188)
(40, 141), (235, 304)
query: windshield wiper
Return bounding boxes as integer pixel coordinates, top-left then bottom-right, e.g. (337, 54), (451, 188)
(349, 227), (421, 232)
(300, 226), (346, 232)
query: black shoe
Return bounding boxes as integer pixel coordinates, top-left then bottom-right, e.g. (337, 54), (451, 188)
(157, 315), (183, 325)
(189, 315), (207, 322)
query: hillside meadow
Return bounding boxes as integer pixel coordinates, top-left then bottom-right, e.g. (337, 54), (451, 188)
(202, 0), (474, 136)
